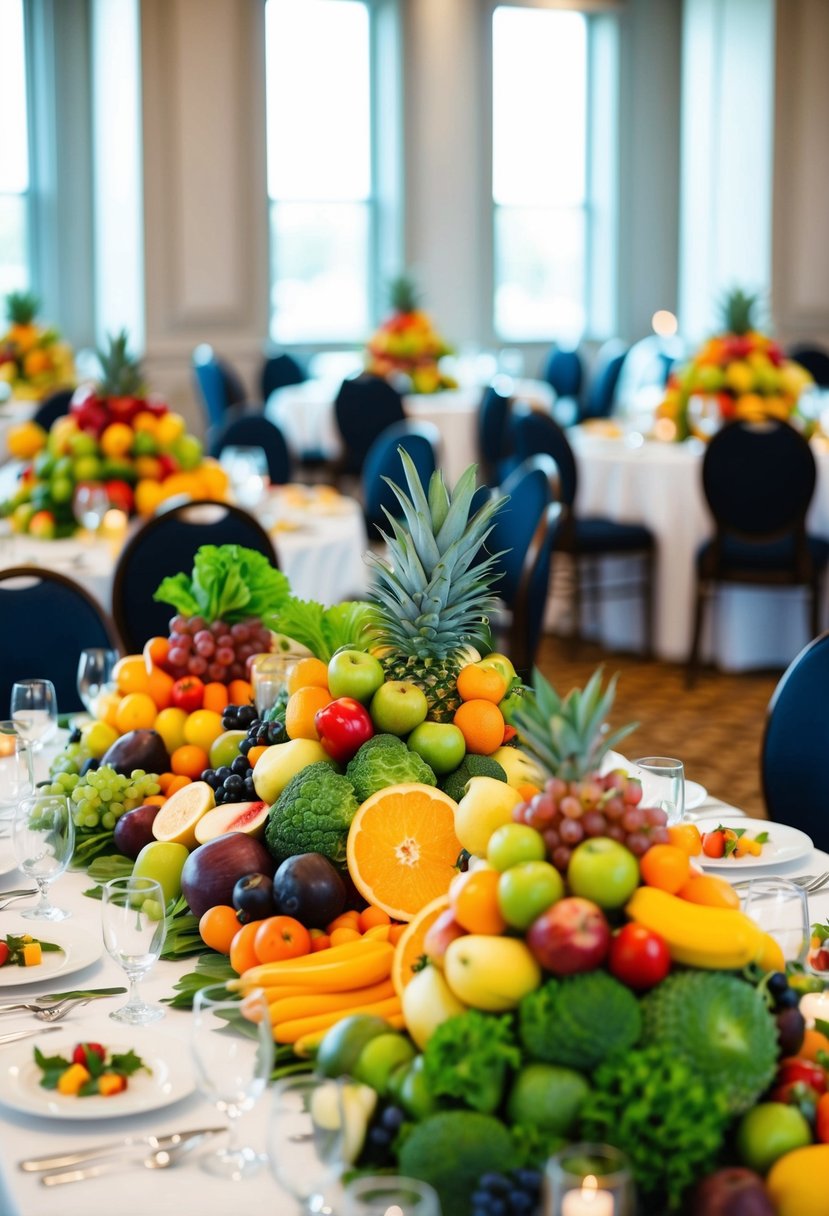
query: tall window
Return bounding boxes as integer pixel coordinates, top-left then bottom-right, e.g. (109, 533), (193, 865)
(0, 0), (30, 294)
(265, 0), (372, 345)
(492, 6), (588, 341)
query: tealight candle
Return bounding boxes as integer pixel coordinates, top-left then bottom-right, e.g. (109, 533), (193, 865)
(800, 990), (829, 1027)
(545, 1144), (634, 1216)
(561, 1176), (614, 1216)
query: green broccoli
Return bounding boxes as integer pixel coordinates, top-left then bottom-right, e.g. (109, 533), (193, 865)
(346, 734), (436, 802)
(398, 1111), (518, 1216)
(519, 972), (641, 1070)
(264, 762), (358, 867)
(422, 1010), (521, 1113)
(440, 754), (508, 802)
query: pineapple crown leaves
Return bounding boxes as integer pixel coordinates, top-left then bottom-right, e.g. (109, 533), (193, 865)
(719, 286), (761, 336)
(6, 291), (40, 325)
(389, 273), (421, 314)
(97, 328), (144, 397)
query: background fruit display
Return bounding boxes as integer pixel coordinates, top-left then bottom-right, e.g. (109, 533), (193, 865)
(0, 290), (74, 401)
(657, 288), (814, 441)
(365, 274), (458, 394)
(1, 329), (227, 537)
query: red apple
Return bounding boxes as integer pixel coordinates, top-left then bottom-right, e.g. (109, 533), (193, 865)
(526, 896), (611, 975)
(314, 697), (374, 763)
(688, 1168), (774, 1216)
(423, 908), (467, 966)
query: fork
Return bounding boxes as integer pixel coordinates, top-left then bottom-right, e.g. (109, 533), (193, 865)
(40, 1130), (222, 1185)
(734, 872), (829, 894)
(0, 997), (94, 1021)
(0, 890), (38, 911)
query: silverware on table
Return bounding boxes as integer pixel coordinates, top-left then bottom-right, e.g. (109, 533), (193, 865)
(36, 1129), (226, 1185)
(0, 1025), (60, 1046)
(20, 1127), (225, 1172)
(0, 890), (38, 911)
(0, 996), (96, 1022)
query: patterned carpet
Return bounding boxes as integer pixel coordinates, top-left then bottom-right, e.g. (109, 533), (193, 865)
(535, 636), (782, 819)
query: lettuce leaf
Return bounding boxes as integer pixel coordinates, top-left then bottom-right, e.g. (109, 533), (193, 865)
(154, 545), (290, 624)
(271, 598), (378, 661)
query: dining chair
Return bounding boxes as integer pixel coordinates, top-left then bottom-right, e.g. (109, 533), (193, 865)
(687, 420), (829, 684)
(542, 346), (583, 400)
(477, 384), (518, 487)
(580, 340), (628, 421)
(0, 567), (122, 714)
(208, 407), (292, 484)
(112, 500), (277, 653)
(334, 374), (406, 479)
(192, 344), (249, 431)
(260, 352), (307, 401)
(362, 420), (441, 535)
(762, 629), (829, 850)
(510, 404), (656, 657)
(32, 388), (73, 431)
(788, 343), (829, 388)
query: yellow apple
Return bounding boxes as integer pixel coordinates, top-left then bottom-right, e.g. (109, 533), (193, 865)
(490, 746), (545, 790)
(444, 934), (541, 1011)
(454, 777), (523, 857)
(401, 963), (468, 1049)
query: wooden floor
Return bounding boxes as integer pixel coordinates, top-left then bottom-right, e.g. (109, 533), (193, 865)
(534, 636), (782, 818)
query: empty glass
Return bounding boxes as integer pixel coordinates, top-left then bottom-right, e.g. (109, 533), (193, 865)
(633, 756), (685, 826)
(0, 724), (34, 813)
(250, 652), (294, 716)
(268, 1074), (347, 1212)
(73, 482), (110, 535)
(76, 648), (120, 715)
(101, 876), (167, 1024)
(343, 1176), (442, 1216)
(12, 795), (74, 920)
(10, 679), (58, 752)
(221, 446), (270, 507)
(741, 877), (810, 966)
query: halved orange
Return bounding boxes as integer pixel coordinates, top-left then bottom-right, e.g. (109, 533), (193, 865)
(346, 783), (462, 923)
(151, 780), (215, 849)
(391, 894), (450, 997)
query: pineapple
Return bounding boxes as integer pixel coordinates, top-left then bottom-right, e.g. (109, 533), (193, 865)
(97, 329), (144, 398)
(368, 452), (507, 721)
(720, 287), (759, 336)
(388, 273), (421, 318)
(5, 291), (41, 352)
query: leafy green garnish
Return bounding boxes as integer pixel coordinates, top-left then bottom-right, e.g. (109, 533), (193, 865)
(34, 1043), (150, 1094)
(82, 853), (135, 894)
(162, 952), (237, 1009)
(154, 544), (290, 626)
(1, 933), (62, 966)
(422, 1009), (521, 1114)
(270, 598), (377, 661)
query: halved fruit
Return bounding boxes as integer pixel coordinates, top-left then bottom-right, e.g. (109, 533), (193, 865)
(194, 800), (268, 845)
(346, 784), (462, 923)
(391, 893), (450, 998)
(151, 780), (215, 848)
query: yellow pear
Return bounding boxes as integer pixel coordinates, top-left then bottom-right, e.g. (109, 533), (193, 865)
(490, 746), (546, 790)
(444, 934), (541, 1011)
(402, 964), (468, 1049)
(252, 739), (335, 804)
(454, 776), (523, 857)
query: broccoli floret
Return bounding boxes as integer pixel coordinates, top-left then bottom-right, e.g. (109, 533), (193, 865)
(440, 754), (508, 803)
(346, 734), (436, 802)
(398, 1111), (518, 1216)
(264, 762), (358, 867)
(519, 972), (641, 1070)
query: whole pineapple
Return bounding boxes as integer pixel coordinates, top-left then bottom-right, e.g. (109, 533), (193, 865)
(98, 329), (144, 398)
(5, 291), (41, 352)
(388, 273), (421, 319)
(368, 451), (507, 721)
(720, 287), (759, 336)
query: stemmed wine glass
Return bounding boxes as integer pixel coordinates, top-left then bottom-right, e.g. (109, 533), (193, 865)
(0, 724), (34, 814)
(268, 1073), (347, 1213)
(11, 679), (58, 752)
(73, 482), (110, 538)
(191, 983), (274, 1179)
(11, 795), (74, 920)
(101, 876), (167, 1024)
(76, 648), (120, 715)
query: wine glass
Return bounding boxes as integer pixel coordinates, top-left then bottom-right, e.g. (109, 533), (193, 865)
(10, 679), (58, 752)
(343, 1176), (442, 1216)
(221, 446), (270, 507)
(76, 648), (120, 715)
(741, 877), (810, 966)
(11, 794), (74, 920)
(101, 876), (167, 1024)
(73, 482), (110, 537)
(268, 1074), (347, 1212)
(0, 724), (34, 813)
(633, 756), (685, 826)
(191, 983), (274, 1179)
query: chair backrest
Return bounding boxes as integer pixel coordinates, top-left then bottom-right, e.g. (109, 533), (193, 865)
(510, 405), (578, 506)
(0, 567), (121, 714)
(542, 347), (583, 399)
(581, 340), (628, 421)
(362, 421), (441, 534)
(477, 385), (513, 485)
(261, 352), (306, 400)
(762, 630), (829, 849)
(208, 408), (292, 484)
(112, 500), (277, 652)
(334, 375), (406, 475)
(33, 389), (73, 431)
(192, 345), (248, 429)
(701, 420), (817, 538)
(788, 344), (829, 388)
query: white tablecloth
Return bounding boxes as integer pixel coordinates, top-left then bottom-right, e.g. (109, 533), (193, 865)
(568, 430), (829, 669)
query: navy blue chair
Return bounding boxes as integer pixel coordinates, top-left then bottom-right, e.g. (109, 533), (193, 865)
(33, 388), (73, 431)
(209, 408), (292, 485)
(477, 385), (519, 487)
(192, 345), (249, 430)
(0, 568), (121, 714)
(334, 375), (406, 478)
(543, 347), (583, 399)
(580, 341), (628, 421)
(112, 500), (277, 653)
(688, 420), (829, 682)
(788, 344), (829, 389)
(362, 421), (441, 535)
(762, 630), (829, 849)
(260, 352), (306, 401)
(511, 405), (655, 655)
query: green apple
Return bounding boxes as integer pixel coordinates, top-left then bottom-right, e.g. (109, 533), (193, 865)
(444, 934), (541, 1011)
(506, 1063), (589, 1135)
(50, 477), (74, 505)
(736, 1103), (812, 1174)
(68, 431), (98, 458)
(487, 823), (546, 871)
(407, 722), (466, 775)
(393, 1055), (441, 1119)
(172, 434), (203, 470)
(478, 652), (517, 684)
(73, 455), (102, 482)
(370, 681), (429, 736)
(498, 861), (564, 930)
(328, 650), (385, 704)
(252, 739), (335, 804)
(208, 729), (247, 769)
(566, 838), (640, 910)
(353, 1033), (416, 1094)
(132, 840), (189, 906)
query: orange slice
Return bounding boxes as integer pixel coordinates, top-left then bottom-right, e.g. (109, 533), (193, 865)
(151, 780), (215, 849)
(346, 784), (462, 923)
(391, 893), (450, 997)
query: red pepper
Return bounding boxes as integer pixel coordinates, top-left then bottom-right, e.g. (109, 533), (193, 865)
(72, 1042), (106, 1067)
(817, 1092), (829, 1143)
(770, 1080), (821, 1122)
(776, 1057), (827, 1094)
(0, 942), (9, 967)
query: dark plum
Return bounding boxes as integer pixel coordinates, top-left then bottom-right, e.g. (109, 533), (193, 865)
(233, 872), (278, 924)
(273, 853), (346, 929)
(101, 729), (170, 777)
(776, 1005), (806, 1057)
(112, 803), (161, 859)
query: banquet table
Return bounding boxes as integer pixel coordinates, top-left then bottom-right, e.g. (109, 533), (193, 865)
(566, 427), (829, 669)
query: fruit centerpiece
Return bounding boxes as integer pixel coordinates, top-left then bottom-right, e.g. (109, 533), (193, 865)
(365, 275), (457, 394)
(1, 330), (228, 538)
(657, 289), (815, 442)
(0, 291), (74, 402)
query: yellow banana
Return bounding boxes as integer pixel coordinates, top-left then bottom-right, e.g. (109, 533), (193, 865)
(626, 886), (765, 969)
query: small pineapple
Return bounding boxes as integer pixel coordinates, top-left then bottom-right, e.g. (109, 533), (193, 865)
(97, 329), (144, 398)
(5, 291), (41, 353)
(368, 451), (507, 721)
(388, 273), (421, 318)
(720, 287), (759, 336)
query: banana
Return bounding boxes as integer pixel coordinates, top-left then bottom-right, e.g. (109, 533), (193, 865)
(626, 886), (766, 969)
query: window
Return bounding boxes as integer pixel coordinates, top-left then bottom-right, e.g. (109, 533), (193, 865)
(492, 5), (589, 341)
(0, 0), (30, 294)
(265, 0), (373, 345)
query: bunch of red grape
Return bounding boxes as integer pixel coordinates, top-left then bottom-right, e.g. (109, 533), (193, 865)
(513, 769), (670, 873)
(162, 615), (273, 683)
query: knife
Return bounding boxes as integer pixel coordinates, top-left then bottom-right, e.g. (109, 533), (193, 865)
(0, 1025), (59, 1046)
(21, 1126), (225, 1172)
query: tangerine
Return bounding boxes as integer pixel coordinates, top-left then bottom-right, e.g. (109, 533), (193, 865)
(114, 655), (151, 695)
(114, 691), (158, 733)
(456, 663), (508, 705)
(202, 682), (230, 714)
(453, 699), (505, 754)
(170, 743), (210, 779)
(358, 906), (392, 933)
(199, 904), (240, 954)
(143, 636), (170, 674)
(254, 916), (311, 962)
(639, 843), (691, 894)
(285, 686), (334, 740)
(287, 657), (330, 696)
(452, 868), (507, 935)
(228, 679), (253, 706)
(229, 921), (264, 974)
(667, 822), (703, 856)
(146, 665), (174, 710)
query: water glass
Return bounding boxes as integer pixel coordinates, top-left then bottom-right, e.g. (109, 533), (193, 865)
(250, 652), (294, 716)
(544, 1143), (636, 1216)
(343, 1176), (442, 1216)
(632, 756), (685, 826)
(12, 795), (74, 920)
(101, 876), (167, 1024)
(741, 877), (810, 966)
(191, 984), (274, 1179)
(73, 481), (110, 535)
(0, 723), (34, 812)
(268, 1074), (346, 1212)
(11, 679), (58, 752)
(221, 445), (270, 506)
(76, 648), (120, 715)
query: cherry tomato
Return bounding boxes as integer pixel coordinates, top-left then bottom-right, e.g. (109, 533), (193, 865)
(776, 1057), (827, 1094)
(609, 923), (671, 990)
(314, 697), (374, 763)
(170, 676), (205, 713)
(701, 830), (725, 858)
(72, 1042), (106, 1067)
(0, 942), (9, 967)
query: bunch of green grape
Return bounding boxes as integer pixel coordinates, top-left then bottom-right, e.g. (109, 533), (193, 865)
(42, 765), (161, 833)
(48, 740), (91, 778)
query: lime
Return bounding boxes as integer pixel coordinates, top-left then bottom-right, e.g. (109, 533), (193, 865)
(506, 1064), (589, 1135)
(316, 1015), (394, 1079)
(353, 1033), (416, 1094)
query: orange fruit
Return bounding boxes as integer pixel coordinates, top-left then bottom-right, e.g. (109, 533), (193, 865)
(311, 934), (331, 953)
(202, 682), (230, 714)
(135, 479), (165, 517)
(143, 636), (169, 674)
(93, 690), (122, 729)
(230, 921), (264, 975)
(254, 916), (312, 963)
(327, 910), (362, 933)
(228, 679), (254, 706)
(183, 709), (225, 752)
(248, 745), (269, 768)
(667, 822), (703, 856)
(153, 706), (189, 754)
(170, 743), (210, 779)
(114, 655), (151, 695)
(676, 873), (740, 909)
(453, 699), (505, 755)
(285, 686), (334, 740)
(151, 780), (215, 848)
(391, 894), (450, 996)
(199, 905), (241, 954)
(114, 692), (158, 733)
(358, 906), (392, 933)
(347, 784), (463, 922)
(800, 1027), (829, 1063)
(100, 422), (133, 458)
(456, 664), (508, 705)
(451, 868), (507, 935)
(287, 657), (330, 696)
(146, 665), (174, 710)
(330, 926), (362, 946)
(142, 795), (166, 807)
(639, 843), (691, 894)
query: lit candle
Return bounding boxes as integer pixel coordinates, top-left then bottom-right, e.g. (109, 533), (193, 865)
(561, 1175), (614, 1216)
(800, 990), (829, 1027)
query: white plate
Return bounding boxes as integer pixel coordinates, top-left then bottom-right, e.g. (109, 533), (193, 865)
(0, 1028), (194, 1119)
(695, 818), (813, 870)
(0, 918), (102, 989)
(685, 780), (708, 811)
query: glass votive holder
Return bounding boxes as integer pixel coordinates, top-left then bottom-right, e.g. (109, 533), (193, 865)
(249, 652), (296, 716)
(545, 1144), (635, 1216)
(800, 990), (829, 1027)
(740, 877), (810, 966)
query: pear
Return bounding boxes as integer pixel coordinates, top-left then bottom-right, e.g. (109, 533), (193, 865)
(454, 776), (523, 857)
(252, 739), (335, 804)
(445, 934), (542, 1011)
(490, 746), (546, 790)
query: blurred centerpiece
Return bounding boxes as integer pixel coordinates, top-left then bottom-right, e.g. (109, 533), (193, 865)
(365, 274), (457, 394)
(657, 289), (814, 441)
(0, 291), (75, 401)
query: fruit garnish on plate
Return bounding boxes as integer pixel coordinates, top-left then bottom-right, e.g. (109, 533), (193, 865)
(808, 920), (829, 973)
(34, 1042), (151, 1097)
(0, 933), (62, 968)
(701, 825), (769, 860)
